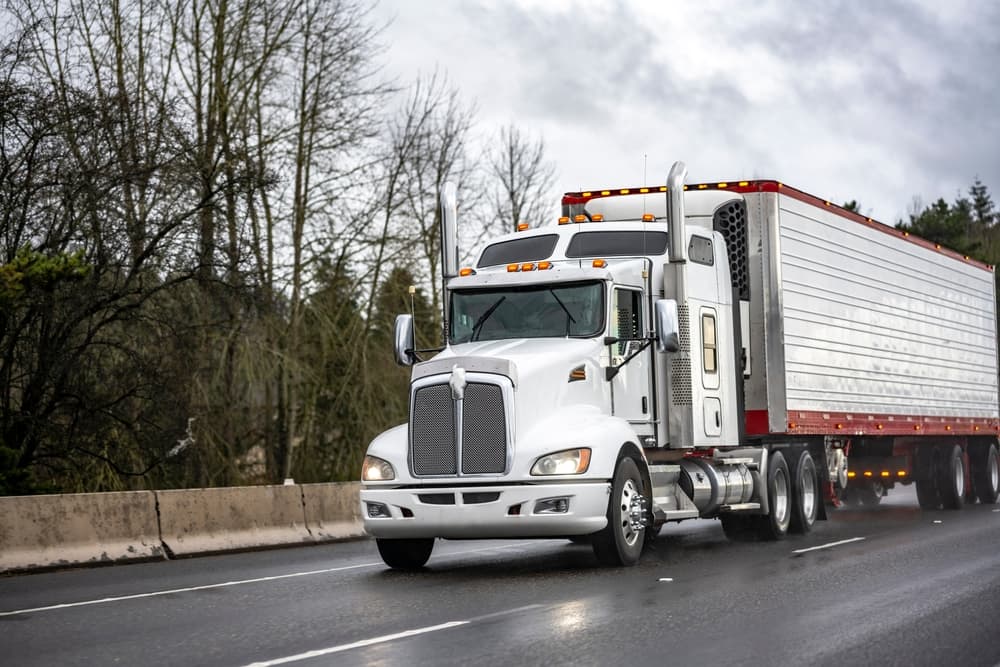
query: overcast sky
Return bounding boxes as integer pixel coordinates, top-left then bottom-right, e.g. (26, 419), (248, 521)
(373, 0), (999, 227)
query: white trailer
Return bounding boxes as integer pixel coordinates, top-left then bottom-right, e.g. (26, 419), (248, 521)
(360, 162), (1000, 569)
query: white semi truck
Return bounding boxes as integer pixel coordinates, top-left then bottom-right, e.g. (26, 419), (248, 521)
(360, 162), (1000, 569)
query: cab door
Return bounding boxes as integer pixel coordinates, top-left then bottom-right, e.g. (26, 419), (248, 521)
(610, 285), (654, 437)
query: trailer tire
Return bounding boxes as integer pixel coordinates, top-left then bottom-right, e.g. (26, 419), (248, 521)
(937, 445), (966, 510)
(973, 443), (1000, 504)
(916, 448), (941, 510)
(376, 538), (434, 570)
(789, 450), (818, 533)
(915, 478), (940, 510)
(857, 481), (884, 507)
(593, 456), (646, 566)
(757, 450), (791, 540)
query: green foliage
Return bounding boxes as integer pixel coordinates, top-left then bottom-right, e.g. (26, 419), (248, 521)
(0, 248), (91, 304)
(896, 180), (998, 264)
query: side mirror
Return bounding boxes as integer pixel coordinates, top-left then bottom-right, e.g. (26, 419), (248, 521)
(654, 299), (681, 353)
(393, 314), (417, 366)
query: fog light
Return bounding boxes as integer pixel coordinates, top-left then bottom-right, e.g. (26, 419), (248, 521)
(534, 497), (570, 514)
(366, 502), (391, 518)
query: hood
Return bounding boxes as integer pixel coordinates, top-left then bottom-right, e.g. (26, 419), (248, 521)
(434, 338), (610, 436)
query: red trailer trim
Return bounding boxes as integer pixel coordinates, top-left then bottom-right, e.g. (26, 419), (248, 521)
(745, 408), (998, 437)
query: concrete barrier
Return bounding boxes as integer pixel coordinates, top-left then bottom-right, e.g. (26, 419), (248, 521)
(155, 485), (313, 556)
(0, 491), (163, 573)
(302, 482), (365, 541)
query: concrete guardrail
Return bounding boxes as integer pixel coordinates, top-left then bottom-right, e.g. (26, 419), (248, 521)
(0, 482), (364, 574)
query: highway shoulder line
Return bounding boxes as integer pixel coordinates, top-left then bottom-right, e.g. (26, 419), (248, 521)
(792, 536), (866, 555)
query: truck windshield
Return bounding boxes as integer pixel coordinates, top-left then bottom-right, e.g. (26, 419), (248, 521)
(450, 281), (605, 344)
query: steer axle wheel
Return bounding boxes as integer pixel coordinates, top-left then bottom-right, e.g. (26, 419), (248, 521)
(593, 456), (647, 566)
(376, 538), (434, 570)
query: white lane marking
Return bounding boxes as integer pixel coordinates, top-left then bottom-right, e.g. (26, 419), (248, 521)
(243, 604), (543, 666)
(993, 509), (999, 513)
(244, 621), (469, 666)
(933, 520), (943, 524)
(0, 542), (533, 617)
(792, 536), (866, 555)
(658, 577), (673, 582)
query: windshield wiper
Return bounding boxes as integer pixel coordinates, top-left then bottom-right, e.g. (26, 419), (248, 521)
(470, 296), (506, 341)
(548, 289), (576, 336)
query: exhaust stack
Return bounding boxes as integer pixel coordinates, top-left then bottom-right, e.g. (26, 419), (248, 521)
(667, 161), (688, 263)
(439, 182), (459, 344)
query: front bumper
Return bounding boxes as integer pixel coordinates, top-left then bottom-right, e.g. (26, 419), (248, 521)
(361, 482), (611, 539)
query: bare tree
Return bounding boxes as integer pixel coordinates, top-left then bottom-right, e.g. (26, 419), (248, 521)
(486, 124), (556, 235)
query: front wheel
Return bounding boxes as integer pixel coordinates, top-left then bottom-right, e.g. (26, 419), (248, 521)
(376, 538), (434, 570)
(593, 456), (646, 566)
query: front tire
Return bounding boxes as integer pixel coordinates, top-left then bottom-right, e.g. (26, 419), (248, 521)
(758, 450), (791, 540)
(789, 450), (818, 533)
(973, 443), (1000, 504)
(376, 538), (434, 570)
(593, 456), (646, 566)
(938, 444), (966, 510)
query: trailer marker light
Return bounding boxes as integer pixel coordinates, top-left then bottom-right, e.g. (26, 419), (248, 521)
(914, 424), (921, 431)
(574, 214), (587, 223)
(640, 187), (650, 193)
(897, 471), (907, 477)
(601, 190), (610, 196)
(788, 422), (797, 429)
(507, 263), (520, 272)
(863, 471), (873, 477)
(538, 261), (552, 270)
(739, 181), (749, 187)
(592, 213), (604, 222)
(459, 267), (476, 277)
(521, 262), (536, 271)
(880, 471), (890, 477)
(582, 192), (592, 197)
(592, 259), (607, 268)
(847, 471), (856, 478)
(718, 182), (728, 188)
(698, 184), (708, 189)
(660, 186), (667, 192)
(620, 189), (629, 195)
(517, 223), (529, 231)
(642, 213), (655, 222)
(945, 425), (952, 431)
(558, 216), (570, 225)
(835, 423), (844, 430)
(876, 424), (884, 430)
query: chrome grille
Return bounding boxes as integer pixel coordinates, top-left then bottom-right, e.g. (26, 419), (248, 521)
(409, 379), (508, 476)
(461, 383), (507, 474)
(411, 384), (456, 475)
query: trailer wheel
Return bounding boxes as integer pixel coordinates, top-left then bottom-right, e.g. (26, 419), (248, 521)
(938, 444), (966, 510)
(376, 538), (434, 570)
(916, 448), (941, 510)
(757, 450), (791, 540)
(973, 443), (1000, 504)
(789, 450), (818, 533)
(915, 478), (940, 510)
(857, 481), (884, 507)
(593, 456), (646, 566)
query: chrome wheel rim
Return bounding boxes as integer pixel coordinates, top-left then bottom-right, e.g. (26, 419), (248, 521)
(773, 469), (789, 528)
(801, 464), (817, 521)
(955, 456), (965, 497)
(990, 451), (999, 492)
(620, 479), (643, 547)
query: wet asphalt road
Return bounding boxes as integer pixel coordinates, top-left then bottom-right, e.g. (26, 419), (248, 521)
(2, 486), (999, 667)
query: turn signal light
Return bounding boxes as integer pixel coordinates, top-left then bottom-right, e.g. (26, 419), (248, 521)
(592, 259), (607, 268)
(459, 267), (475, 277)
(517, 222), (529, 231)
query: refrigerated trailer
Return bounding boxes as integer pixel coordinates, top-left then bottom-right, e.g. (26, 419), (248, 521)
(360, 162), (1000, 569)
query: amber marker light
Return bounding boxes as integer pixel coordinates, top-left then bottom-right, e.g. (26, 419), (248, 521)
(738, 181), (749, 187)
(639, 187), (650, 193)
(600, 190), (610, 196)
(847, 471), (856, 478)
(521, 262), (536, 271)
(558, 216), (570, 225)
(642, 213), (655, 222)
(538, 261), (552, 270)
(718, 182), (728, 188)
(459, 267), (475, 277)
(863, 471), (873, 477)
(574, 214), (587, 223)
(592, 259), (607, 268)
(517, 223), (529, 232)
(880, 471), (890, 478)
(592, 213), (604, 222)
(506, 263), (519, 272)
(897, 471), (907, 477)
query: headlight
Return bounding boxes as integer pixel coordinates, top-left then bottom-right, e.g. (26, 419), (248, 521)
(362, 455), (395, 481)
(530, 448), (591, 476)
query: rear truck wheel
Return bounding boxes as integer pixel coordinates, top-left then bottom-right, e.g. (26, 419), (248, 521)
(973, 443), (1000, 504)
(789, 450), (818, 533)
(593, 456), (646, 566)
(757, 450), (791, 540)
(916, 448), (941, 510)
(376, 538), (434, 570)
(720, 514), (759, 541)
(857, 481), (884, 507)
(938, 444), (966, 510)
